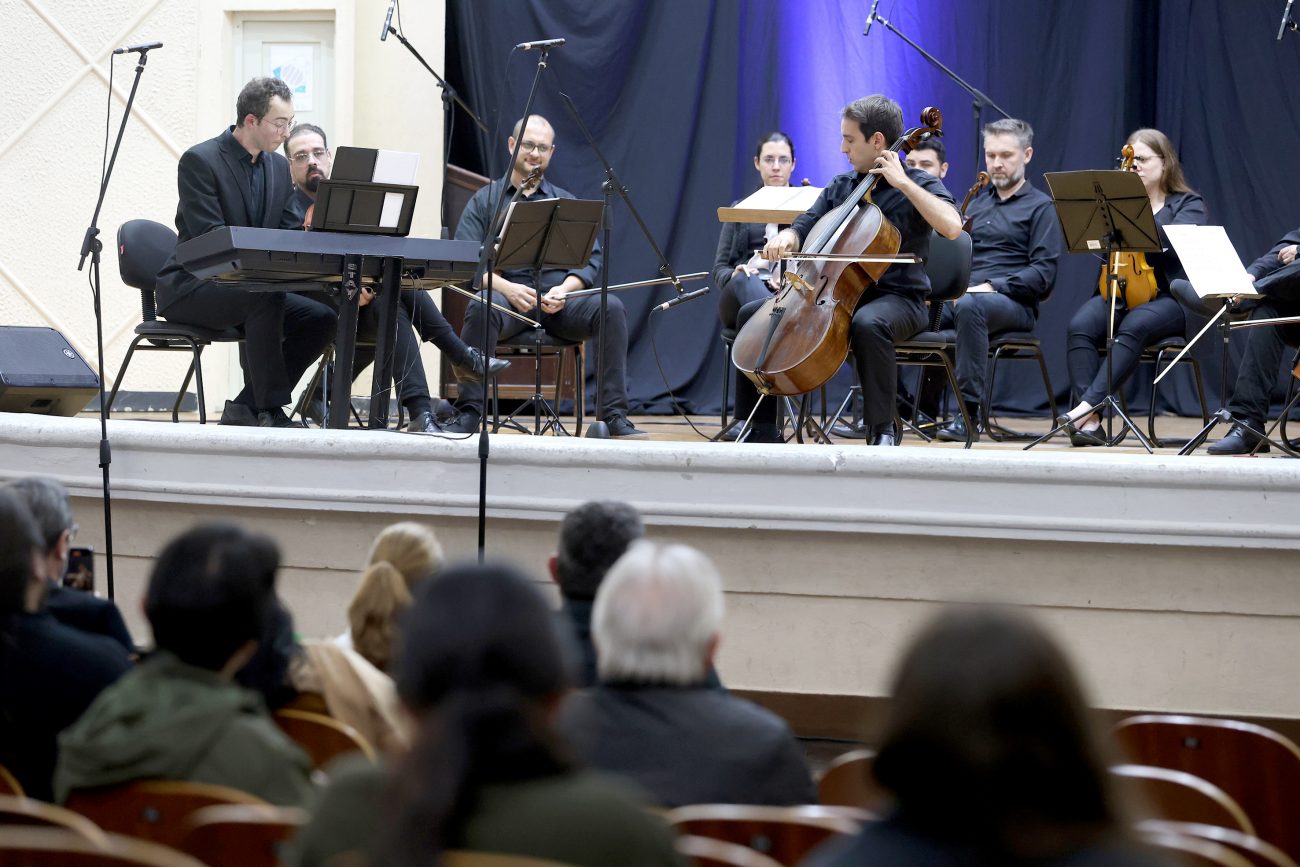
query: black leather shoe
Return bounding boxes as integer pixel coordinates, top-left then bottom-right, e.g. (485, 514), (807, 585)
(606, 414), (649, 439)
(936, 404), (980, 443)
(257, 408), (305, 428)
(407, 411), (443, 433)
(1208, 421), (1269, 455)
(868, 421), (902, 446)
(443, 409), (482, 434)
(1068, 424), (1107, 447)
(218, 400), (257, 426)
(740, 424), (783, 444)
(716, 423), (741, 442)
(451, 348), (510, 384)
(831, 420), (868, 439)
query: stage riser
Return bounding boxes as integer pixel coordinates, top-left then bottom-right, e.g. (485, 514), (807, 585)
(3, 415), (1297, 722)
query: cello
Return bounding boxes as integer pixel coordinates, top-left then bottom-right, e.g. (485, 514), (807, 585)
(732, 108), (944, 397)
(1097, 143), (1158, 308)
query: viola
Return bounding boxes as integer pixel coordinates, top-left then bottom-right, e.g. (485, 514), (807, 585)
(732, 107), (944, 397)
(959, 171), (991, 232)
(1097, 143), (1158, 308)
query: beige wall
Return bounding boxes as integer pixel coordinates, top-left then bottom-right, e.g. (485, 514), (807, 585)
(0, 0), (447, 405)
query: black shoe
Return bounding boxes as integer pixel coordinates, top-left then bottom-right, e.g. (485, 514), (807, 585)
(257, 408), (304, 428)
(936, 404), (980, 443)
(740, 423), (783, 444)
(218, 400), (257, 426)
(434, 399), (457, 424)
(302, 398), (326, 428)
(407, 411), (443, 433)
(606, 414), (649, 439)
(868, 421), (902, 446)
(1208, 421), (1269, 455)
(451, 348), (510, 384)
(716, 423), (741, 442)
(1068, 424), (1107, 447)
(831, 420), (868, 439)
(443, 409), (482, 434)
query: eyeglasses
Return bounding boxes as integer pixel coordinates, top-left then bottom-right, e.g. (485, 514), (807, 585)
(519, 140), (553, 154)
(263, 116), (296, 132)
(760, 156), (792, 167)
(290, 148), (329, 164)
(1132, 154), (1162, 165)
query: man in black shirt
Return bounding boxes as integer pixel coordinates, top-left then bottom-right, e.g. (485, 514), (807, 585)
(935, 119), (1062, 443)
(745, 95), (962, 446)
(155, 77), (336, 428)
(904, 137), (950, 184)
(446, 114), (645, 439)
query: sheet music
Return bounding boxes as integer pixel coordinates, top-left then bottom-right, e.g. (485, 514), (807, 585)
(1164, 225), (1261, 298)
(372, 149), (420, 185)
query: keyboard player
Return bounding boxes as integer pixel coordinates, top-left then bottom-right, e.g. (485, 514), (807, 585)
(153, 77), (336, 428)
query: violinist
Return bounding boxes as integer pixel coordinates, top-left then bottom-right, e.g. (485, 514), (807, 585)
(735, 95), (960, 446)
(904, 137), (949, 184)
(935, 119), (1062, 443)
(1061, 129), (1206, 445)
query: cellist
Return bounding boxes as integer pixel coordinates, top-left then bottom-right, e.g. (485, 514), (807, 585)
(741, 95), (961, 446)
(1061, 128), (1206, 446)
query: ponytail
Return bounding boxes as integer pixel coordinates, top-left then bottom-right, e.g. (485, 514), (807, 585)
(348, 562), (413, 672)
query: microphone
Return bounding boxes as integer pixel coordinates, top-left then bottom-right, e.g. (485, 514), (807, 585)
(1279, 0), (1296, 40)
(863, 0), (881, 36)
(112, 41), (162, 55)
(653, 286), (710, 313)
(380, 0), (396, 41)
(516, 37), (566, 51)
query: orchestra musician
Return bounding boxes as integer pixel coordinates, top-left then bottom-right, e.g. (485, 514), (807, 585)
(904, 136), (950, 183)
(1061, 128), (1206, 446)
(283, 124), (506, 432)
(154, 77), (337, 428)
(739, 95), (961, 446)
(446, 114), (646, 440)
(935, 119), (1062, 443)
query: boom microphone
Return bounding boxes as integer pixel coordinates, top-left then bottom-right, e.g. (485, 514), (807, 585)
(1279, 0), (1297, 40)
(380, 0), (396, 41)
(515, 38), (566, 51)
(112, 41), (162, 55)
(863, 0), (881, 36)
(653, 286), (710, 313)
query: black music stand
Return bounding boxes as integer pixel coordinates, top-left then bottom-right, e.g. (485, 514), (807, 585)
(312, 175), (419, 430)
(492, 196), (602, 435)
(1025, 169), (1163, 452)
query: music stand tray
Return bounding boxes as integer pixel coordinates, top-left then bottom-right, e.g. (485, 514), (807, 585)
(1025, 169), (1162, 452)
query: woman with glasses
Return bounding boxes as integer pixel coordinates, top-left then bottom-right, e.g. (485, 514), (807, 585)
(1060, 128), (1206, 446)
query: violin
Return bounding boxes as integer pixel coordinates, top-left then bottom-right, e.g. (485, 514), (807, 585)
(1097, 143), (1158, 308)
(732, 108), (944, 396)
(959, 171), (990, 231)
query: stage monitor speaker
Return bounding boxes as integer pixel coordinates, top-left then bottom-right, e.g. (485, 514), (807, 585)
(0, 326), (100, 416)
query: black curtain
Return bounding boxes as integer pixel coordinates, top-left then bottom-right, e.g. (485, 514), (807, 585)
(445, 0), (1300, 417)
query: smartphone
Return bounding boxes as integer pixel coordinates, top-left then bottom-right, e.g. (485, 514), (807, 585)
(64, 546), (95, 593)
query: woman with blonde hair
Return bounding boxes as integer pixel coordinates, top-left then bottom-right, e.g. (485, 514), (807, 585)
(343, 522), (444, 672)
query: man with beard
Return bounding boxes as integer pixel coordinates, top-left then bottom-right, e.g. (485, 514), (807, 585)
(447, 114), (645, 439)
(283, 124), (506, 432)
(934, 118), (1062, 443)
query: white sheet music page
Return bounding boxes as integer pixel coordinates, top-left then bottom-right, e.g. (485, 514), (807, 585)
(371, 149), (420, 185)
(1164, 225), (1261, 298)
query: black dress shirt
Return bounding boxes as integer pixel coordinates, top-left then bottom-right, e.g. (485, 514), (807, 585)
(220, 127), (268, 227)
(790, 166), (956, 303)
(1148, 190), (1208, 293)
(965, 181), (1062, 312)
(455, 176), (602, 291)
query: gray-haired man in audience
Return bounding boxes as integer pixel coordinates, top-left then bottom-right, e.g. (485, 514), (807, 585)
(555, 540), (813, 807)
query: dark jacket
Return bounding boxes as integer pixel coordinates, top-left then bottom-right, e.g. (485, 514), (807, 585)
(155, 127), (304, 313)
(555, 683), (814, 807)
(44, 585), (134, 652)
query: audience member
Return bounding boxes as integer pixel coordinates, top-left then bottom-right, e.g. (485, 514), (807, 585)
(5, 477), (133, 651)
(556, 541), (814, 807)
(343, 522), (444, 671)
(549, 500), (646, 687)
(234, 532), (299, 710)
(55, 524), (313, 807)
(0, 489), (131, 801)
(291, 561), (680, 867)
(805, 606), (1163, 866)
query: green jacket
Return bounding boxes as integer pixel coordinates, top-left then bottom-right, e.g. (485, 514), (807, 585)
(54, 651), (314, 806)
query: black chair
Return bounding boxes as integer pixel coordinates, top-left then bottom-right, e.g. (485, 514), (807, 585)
(1098, 336), (1210, 448)
(110, 220), (241, 423)
(490, 331), (585, 436)
(981, 329), (1059, 441)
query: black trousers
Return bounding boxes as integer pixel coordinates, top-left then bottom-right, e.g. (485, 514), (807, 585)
(733, 290), (927, 431)
(1066, 293), (1185, 406)
(160, 284), (336, 410)
(718, 272), (776, 330)
(939, 292), (1037, 405)
(457, 289), (629, 417)
(406, 291), (471, 363)
(1227, 298), (1300, 423)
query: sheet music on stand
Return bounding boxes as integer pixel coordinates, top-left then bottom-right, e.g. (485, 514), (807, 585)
(1163, 225), (1261, 300)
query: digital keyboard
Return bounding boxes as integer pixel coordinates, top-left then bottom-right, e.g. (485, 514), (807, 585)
(175, 226), (480, 284)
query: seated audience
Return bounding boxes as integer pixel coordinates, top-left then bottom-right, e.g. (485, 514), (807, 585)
(805, 606), (1164, 866)
(0, 490), (131, 801)
(555, 541), (814, 807)
(342, 522), (444, 672)
(290, 561), (680, 867)
(5, 477), (133, 651)
(55, 524), (313, 807)
(549, 500), (646, 687)
(234, 531), (299, 710)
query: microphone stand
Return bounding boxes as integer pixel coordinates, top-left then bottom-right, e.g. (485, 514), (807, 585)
(556, 90), (693, 438)
(866, 11), (1011, 168)
(382, 24), (488, 233)
(76, 48), (155, 600)
(474, 46), (551, 560)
